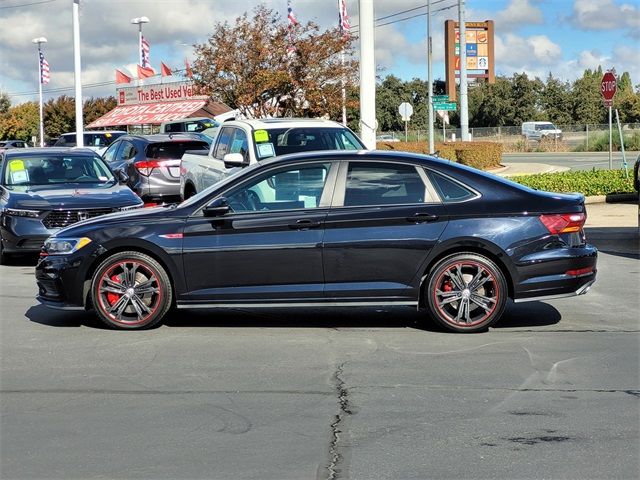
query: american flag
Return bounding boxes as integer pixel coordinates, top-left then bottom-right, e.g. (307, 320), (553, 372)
(141, 35), (150, 67)
(287, 1), (298, 26)
(39, 50), (50, 85)
(338, 0), (350, 38)
(287, 1), (298, 54)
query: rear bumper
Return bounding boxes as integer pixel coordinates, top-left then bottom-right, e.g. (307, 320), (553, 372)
(513, 242), (597, 301)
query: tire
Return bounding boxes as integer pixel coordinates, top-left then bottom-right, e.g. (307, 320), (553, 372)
(184, 184), (196, 200)
(91, 251), (172, 330)
(425, 253), (507, 333)
(0, 236), (8, 265)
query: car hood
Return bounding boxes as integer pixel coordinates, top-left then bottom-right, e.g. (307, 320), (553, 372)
(4, 183), (141, 210)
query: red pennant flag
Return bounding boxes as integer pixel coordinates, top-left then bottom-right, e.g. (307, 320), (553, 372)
(160, 62), (173, 77)
(137, 64), (156, 79)
(115, 69), (132, 84)
(185, 57), (193, 78)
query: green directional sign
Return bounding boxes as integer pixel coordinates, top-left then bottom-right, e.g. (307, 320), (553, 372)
(433, 102), (457, 111)
(432, 95), (449, 102)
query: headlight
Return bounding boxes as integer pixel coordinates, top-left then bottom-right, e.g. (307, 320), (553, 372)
(2, 208), (41, 218)
(44, 237), (92, 255)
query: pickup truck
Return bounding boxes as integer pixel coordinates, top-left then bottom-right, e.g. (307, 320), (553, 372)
(180, 118), (366, 199)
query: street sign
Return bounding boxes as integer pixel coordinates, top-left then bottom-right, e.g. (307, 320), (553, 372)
(433, 102), (457, 111)
(432, 95), (449, 102)
(398, 102), (413, 121)
(601, 71), (616, 101)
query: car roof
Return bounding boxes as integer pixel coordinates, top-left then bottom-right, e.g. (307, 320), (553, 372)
(59, 130), (127, 135)
(114, 133), (210, 143)
(3, 147), (100, 157)
(222, 118), (347, 130)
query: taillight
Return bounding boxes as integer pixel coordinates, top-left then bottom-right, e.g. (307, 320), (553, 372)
(136, 160), (168, 176)
(539, 213), (586, 234)
(565, 266), (594, 277)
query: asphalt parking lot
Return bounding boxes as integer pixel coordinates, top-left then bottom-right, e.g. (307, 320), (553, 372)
(1, 202), (638, 480)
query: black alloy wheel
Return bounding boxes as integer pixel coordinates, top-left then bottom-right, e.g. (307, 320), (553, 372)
(91, 251), (172, 329)
(426, 253), (507, 333)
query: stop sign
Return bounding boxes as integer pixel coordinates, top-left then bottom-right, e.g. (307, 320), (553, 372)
(601, 72), (617, 101)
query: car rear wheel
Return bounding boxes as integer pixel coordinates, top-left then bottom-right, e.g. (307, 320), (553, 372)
(426, 253), (507, 333)
(91, 251), (172, 329)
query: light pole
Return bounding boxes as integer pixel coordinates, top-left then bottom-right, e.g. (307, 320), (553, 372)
(358, 0), (376, 150)
(72, 0), (83, 147)
(131, 16), (150, 67)
(32, 37), (47, 148)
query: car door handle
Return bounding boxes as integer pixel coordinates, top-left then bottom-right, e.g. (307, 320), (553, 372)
(289, 219), (320, 229)
(407, 213), (439, 223)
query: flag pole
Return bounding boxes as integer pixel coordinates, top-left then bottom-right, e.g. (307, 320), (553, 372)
(36, 43), (44, 147)
(73, 0), (84, 147)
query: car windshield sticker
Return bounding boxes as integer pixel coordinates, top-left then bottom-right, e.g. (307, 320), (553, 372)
(230, 138), (245, 153)
(10, 170), (29, 184)
(254, 130), (269, 143)
(256, 142), (276, 159)
(8, 159), (25, 172)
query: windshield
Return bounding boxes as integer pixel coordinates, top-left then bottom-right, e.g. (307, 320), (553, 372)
(3, 154), (115, 186)
(253, 127), (365, 160)
(535, 124), (556, 130)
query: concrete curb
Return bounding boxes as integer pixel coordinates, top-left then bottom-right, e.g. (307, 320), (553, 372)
(585, 193), (638, 205)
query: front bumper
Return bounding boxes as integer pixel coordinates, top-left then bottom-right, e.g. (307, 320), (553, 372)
(1, 216), (51, 254)
(35, 249), (95, 308)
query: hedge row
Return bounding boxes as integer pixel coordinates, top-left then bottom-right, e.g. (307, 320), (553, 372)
(510, 169), (634, 196)
(376, 141), (503, 170)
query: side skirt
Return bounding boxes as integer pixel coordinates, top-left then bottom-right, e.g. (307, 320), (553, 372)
(176, 301), (419, 309)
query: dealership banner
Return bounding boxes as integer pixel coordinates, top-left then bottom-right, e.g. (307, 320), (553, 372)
(86, 99), (207, 128)
(116, 81), (207, 106)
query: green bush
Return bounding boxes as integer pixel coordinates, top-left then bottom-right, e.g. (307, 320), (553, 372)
(510, 169), (634, 196)
(580, 131), (640, 152)
(375, 141), (502, 169)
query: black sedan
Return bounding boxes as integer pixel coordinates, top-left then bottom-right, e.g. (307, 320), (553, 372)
(0, 148), (143, 263)
(35, 150), (597, 333)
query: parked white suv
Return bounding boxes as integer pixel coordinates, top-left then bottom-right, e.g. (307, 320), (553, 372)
(521, 122), (562, 141)
(180, 118), (365, 199)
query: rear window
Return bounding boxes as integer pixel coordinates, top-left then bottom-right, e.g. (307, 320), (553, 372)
(54, 133), (125, 148)
(145, 141), (209, 159)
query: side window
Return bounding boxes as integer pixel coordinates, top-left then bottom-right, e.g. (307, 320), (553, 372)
(225, 163), (331, 214)
(427, 170), (477, 203)
(343, 162), (427, 207)
(118, 141), (137, 161)
(102, 141), (120, 163)
(213, 127), (234, 160)
(229, 129), (249, 163)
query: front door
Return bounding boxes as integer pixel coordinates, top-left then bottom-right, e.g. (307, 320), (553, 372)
(182, 161), (336, 303)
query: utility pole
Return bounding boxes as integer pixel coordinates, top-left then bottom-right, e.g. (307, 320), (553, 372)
(427, 0), (434, 153)
(458, 0), (470, 141)
(72, 0), (84, 147)
(32, 37), (47, 148)
(358, 0), (376, 149)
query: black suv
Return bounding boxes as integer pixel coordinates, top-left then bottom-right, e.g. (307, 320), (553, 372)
(101, 134), (209, 205)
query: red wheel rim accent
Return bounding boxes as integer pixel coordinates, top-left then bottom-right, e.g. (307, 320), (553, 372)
(432, 260), (499, 327)
(96, 260), (162, 326)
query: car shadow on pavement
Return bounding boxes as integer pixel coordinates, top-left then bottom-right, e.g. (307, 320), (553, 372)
(25, 301), (562, 332)
(584, 227), (639, 260)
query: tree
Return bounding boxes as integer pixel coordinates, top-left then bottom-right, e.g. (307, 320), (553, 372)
(192, 5), (358, 119)
(44, 95), (76, 139)
(0, 92), (10, 114)
(0, 102), (39, 141)
(540, 73), (573, 125)
(571, 67), (606, 125)
(84, 96), (117, 125)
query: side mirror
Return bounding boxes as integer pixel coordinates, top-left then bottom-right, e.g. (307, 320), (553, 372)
(114, 168), (129, 184)
(203, 197), (230, 217)
(223, 153), (245, 168)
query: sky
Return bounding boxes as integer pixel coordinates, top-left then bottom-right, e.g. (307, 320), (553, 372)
(0, 0), (639, 105)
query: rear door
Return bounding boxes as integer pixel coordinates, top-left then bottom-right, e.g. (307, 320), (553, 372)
(323, 160), (448, 300)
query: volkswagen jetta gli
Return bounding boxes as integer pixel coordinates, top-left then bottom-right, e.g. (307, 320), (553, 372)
(36, 151), (597, 332)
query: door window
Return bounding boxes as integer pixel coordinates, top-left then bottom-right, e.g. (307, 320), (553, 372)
(118, 141), (137, 161)
(224, 163), (332, 213)
(102, 141), (120, 163)
(213, 127), (234, 160)
(426, 170), (477, 203)
(343, 162), (427, 206)
(229, 129), (249, 163)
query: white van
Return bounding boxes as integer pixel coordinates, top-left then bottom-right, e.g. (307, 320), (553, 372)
(522, 121), (562, 141)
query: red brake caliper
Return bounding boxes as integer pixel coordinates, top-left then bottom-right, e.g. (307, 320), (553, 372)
(443, 281), (453, 292)
(107, 274), (122, 305)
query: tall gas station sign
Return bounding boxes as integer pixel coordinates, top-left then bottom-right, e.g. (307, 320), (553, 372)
(444, 20), (495, 102)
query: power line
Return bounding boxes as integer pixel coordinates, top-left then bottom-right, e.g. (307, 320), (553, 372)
(353, 0), (453, 28)
(351, 1), (458, 35)
(0, 0), (59, 9)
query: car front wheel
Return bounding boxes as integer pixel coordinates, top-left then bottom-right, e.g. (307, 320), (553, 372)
(91, 251), (172, 329)
(426, 253), (507, 333)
